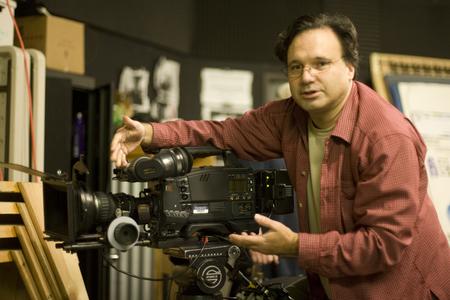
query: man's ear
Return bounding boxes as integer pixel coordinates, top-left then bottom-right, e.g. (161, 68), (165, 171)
(346, 63), (356, 80)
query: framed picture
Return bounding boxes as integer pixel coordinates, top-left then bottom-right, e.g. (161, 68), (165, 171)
(385, 75), (450, 242)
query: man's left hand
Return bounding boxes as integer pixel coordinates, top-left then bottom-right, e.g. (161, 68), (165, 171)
(229, 214), (299, 256)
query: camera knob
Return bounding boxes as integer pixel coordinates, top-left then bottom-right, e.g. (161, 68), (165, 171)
(107, 216), (140, 251)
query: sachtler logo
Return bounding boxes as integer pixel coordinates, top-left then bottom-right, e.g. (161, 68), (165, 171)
(201, 265), (222, 288)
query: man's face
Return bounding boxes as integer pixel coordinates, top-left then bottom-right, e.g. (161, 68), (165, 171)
(287, 27), (355, 115)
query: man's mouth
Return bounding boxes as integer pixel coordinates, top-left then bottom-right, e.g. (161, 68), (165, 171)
(301, 90), (320, 98)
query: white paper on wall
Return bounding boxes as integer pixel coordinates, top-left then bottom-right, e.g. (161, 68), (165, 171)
(200, 68), (253, 120)
(152, 57), (180, 121)
(118, 66), (151, 115)
(398, 82), (450, 242)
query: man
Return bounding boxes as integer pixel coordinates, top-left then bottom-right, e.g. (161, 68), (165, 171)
(111, 14), (450, 299)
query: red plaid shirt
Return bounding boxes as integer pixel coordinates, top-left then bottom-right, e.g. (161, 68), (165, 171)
(151, 81), (450, 300)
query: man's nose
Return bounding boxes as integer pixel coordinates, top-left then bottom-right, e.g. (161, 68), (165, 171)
(300, 68), (316, 83)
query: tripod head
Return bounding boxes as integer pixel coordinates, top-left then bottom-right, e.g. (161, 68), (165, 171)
(164, 237), (293, 299)
(165, 239), (240, 298)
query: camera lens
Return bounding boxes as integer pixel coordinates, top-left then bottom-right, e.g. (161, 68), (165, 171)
(78, 188), (116, 233)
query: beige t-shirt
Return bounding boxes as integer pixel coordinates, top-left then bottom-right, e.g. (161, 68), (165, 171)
(307, 118), (334, 299)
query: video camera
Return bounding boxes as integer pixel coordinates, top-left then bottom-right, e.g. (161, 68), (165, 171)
(32, 146), (295, 298)
(42, 146), (294, 252)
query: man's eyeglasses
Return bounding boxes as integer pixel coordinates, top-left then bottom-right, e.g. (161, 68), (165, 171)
(285, 57), (343, 79)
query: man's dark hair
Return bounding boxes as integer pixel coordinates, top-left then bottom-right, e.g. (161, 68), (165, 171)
(274, 14), (359, 69)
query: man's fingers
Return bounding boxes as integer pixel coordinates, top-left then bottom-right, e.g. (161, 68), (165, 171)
(122, 115), (133, 126)
(110, 128), (128, 154)
(229, 233), (260, 248)
(111, 143), (128, 166)
(273, 255), (280, 265)
(254, 214), (278, 230)
(119, 150), (129, 167)
(229, 231), (280, 265)
(110, 145), (121, 162)
(123, 115), (140, 130)
(113, 147), (128, 168)
(250, 250), (278, 265)
(110, 133), (122, 153)
(252, 252), (267, 264)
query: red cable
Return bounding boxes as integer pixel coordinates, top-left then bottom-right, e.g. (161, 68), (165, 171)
(6, 0), (38, 182)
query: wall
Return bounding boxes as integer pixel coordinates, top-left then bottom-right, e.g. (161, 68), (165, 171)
(379, 0), (450, 59)
(35, 0), (450, 120)
(39, 0), (195, 54)
(191, 0), (322, 62)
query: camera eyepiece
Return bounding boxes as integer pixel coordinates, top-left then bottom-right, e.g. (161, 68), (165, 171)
(117, 147), (193, 182)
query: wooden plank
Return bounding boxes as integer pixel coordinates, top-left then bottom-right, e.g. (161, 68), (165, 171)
(10, 250), (42, 300)
(0, 202), (20, 214)
(0, 192), (22, 254)
(15, 225), (53, 300)
(18, 183), (45, 229)
(0, 225), (17, 238)
(19, 182), (89, 300)
(0, 202), (22, 226)
(0, 181), (21, 193)
(0, 250), (12, 263)
(0, 224), (21, 251)
(0, 186), (22, 229)
(0, 186), (16, 262)
(0, 182), (23, 202)
(15, 202), (64, 299)
(0, 225), (20, 250)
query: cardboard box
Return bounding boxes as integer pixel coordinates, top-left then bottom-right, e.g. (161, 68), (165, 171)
(16, 15), (84, 74)
(0, 0), (16, 46)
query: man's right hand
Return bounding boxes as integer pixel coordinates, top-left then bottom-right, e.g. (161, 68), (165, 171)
(110, 116), (151, 168)
(242, 231), (279, 265)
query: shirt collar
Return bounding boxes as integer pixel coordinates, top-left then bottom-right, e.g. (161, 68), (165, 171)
(331, 81), (358, 144)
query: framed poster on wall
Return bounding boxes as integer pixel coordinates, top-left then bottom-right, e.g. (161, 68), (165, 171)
(385, 75), (450, 242)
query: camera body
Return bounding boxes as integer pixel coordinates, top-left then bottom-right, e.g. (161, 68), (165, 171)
(143, 165), (292, 248)
(43, 147), (294, 251)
